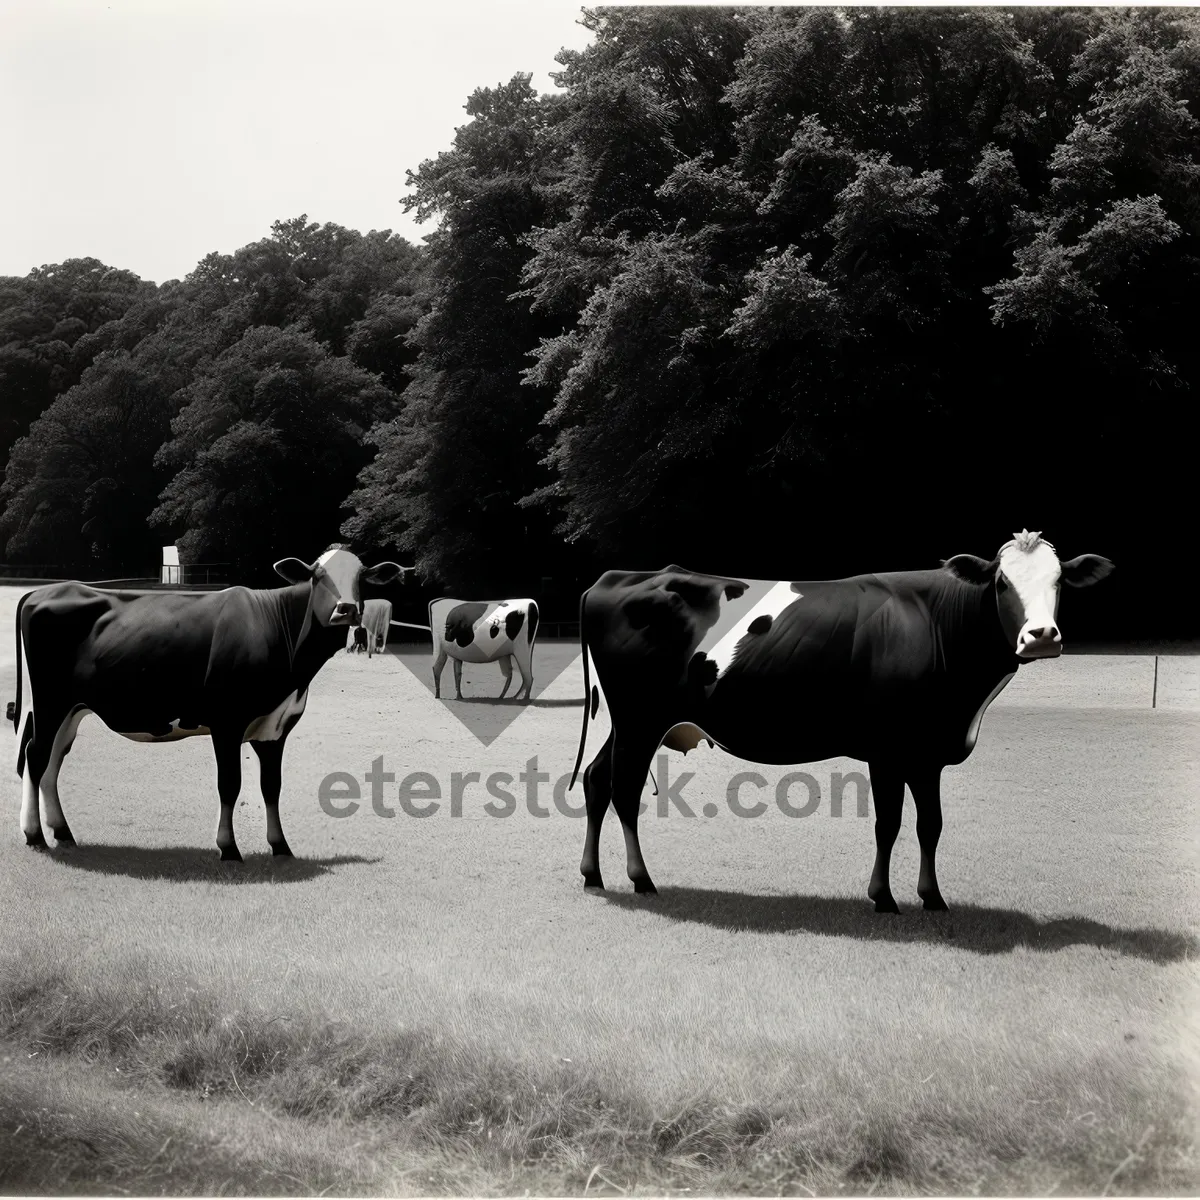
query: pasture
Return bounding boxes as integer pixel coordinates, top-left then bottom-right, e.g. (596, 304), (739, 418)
(0, 584), (1196, 1195)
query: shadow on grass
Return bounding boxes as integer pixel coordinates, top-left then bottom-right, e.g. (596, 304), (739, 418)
(600, 886), (1197, 964)
(40, 843), (379, 884)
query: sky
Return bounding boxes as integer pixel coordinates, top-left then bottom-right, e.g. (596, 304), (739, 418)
(0, 0), (597, 283)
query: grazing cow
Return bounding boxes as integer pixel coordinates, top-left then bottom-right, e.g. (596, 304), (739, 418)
(9, 546), (410, 860)
(430, 598), (539, 701)
(360, 598), (393, 657)
(572, 531), (1113, 909)
(347, 626), (370, 653)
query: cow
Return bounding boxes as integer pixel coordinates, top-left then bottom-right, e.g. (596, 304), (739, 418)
(9, 545), (410, 861)
(429, 598), (539, 701)
(347, 626), (370, 653)
(571, 531), (1113, 909)
(361, 598), (393, 657)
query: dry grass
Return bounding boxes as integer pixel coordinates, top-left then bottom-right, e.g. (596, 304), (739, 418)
(0, 587), (1197, 1194)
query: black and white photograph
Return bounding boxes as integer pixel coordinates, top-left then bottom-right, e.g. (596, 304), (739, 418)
(0, 1), (1197, 1194)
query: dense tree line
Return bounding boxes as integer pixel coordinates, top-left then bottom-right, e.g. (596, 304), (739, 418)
(0, 219), (425, 580)
(2, 8), (1197, 632)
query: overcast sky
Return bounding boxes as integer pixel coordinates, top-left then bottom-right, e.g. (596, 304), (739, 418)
(0, 0), (596, 283)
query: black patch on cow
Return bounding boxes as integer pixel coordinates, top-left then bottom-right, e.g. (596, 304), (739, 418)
(505, 609), (525, 640)
(490, 620), (500, 639)
(688, 651), (719, 689)
(747, 614), (773, 636)
(446, 602), (487, 648)
(528, 603), (539, 644)
(5, 701), (14, 725)
(590, 684), (600, 719)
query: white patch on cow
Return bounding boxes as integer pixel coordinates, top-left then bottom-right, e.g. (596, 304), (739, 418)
(661, 721), (714, 754)
(244, 689), (308, 742)
(998, 533), (1063, 658)
(315, 546), (364, 625)
(706, 580), (801, 678)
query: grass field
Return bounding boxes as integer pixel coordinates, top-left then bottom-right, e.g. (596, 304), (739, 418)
(0, 585), (1197, 1195)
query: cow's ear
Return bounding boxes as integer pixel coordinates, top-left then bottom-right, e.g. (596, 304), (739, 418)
(274, 557), (314, 584)
(942, 554), (998, 585)
(363, 561), (408, 586)
(1060, 554), (1114, 588)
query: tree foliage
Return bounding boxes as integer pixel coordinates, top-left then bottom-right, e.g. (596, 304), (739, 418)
(1, 219), (424, 574)
(2, 8), (1196, 635)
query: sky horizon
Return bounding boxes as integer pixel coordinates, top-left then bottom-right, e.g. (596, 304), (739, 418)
(0, 0), (596, 284)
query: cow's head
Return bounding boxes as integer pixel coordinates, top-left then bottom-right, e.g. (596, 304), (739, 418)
(944, 530), (1113, 659)
(273, 545), (411, 626)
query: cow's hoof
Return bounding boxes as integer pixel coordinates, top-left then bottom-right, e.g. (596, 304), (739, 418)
(632, 878), (658, 895)
(24, 828), (48, 849)
(872, 893), (900, 914)
(219, 845), (243, 863)
(582, 872), (605, 890)
(270, 841), (294, 859)
(52, 828), (76, 847)
(921, 894), (948, 912)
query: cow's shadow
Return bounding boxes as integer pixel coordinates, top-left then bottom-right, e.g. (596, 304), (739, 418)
(441, 695), (584, 708)
(39, 843), (379, 884)
(599, 885), (1196, 964)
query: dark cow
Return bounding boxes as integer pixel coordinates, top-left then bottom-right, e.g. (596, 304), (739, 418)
(429, 597), (539, 701)
(9, 546), (410, 860)
(348, 626), (370, 653)
(572, 531), (1113, 909)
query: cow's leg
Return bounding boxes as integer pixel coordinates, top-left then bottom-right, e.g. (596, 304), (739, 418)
(610, 731), (660, 894)
(580, 731), (613, 889)
(513, 643), (533, 702)
(252, 739), (293, 858)
(867, 761), (905, 914)
(497, 655), (514, 700)
(19, 714), (45, 848)
(38, 707), (88, 846)
(432, 647), (447, 698)
(908, 765), (947, 911)
(453, 658), (464, 700)
(212, 733), (244, 862)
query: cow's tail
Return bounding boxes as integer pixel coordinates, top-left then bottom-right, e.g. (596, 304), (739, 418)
(10, 591), (33, 776)
(569, 588), (594, 791)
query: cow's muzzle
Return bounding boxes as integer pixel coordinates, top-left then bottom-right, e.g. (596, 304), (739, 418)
(331, 602), (361, 625)
(1017, 625), (1062, 659)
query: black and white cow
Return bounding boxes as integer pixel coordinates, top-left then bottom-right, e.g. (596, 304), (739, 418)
(572, 531), (1113, 909)
(347, 626), (370, 653)
(9, 546), (410, 860)
(429, 598), (539, 701)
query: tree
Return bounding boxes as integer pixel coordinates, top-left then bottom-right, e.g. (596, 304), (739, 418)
(152, 326), (400, 581)
(0, 259), (152, 469)
(344, 74), (573, 591)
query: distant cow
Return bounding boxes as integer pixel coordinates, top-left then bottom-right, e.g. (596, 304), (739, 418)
(9, 546), (410, 860)
(347, 626), (370, 653)
(429, 598), (539, 701)
(361, 598), (392, 656)
(571, 531), (1113, 908)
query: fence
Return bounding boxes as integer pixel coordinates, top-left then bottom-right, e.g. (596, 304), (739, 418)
(0, 563), (232, 590)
